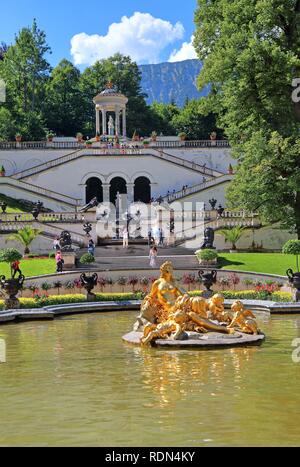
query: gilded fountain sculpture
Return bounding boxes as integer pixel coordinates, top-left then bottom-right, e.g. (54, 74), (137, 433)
(123, 261), (264, 348)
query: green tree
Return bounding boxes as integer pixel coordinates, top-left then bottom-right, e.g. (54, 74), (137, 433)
(0, 19), (51, 140)
(45, 59), (85, 136)
(150, 102), (179, 135)
(194, 0), (300, 237)
(172, 99), (219, 140)
(6, 226), (42, 255)
(0, 108), (16, 141)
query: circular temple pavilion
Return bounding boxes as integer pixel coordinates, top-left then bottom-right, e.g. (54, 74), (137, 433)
(93, 82), (128, 138)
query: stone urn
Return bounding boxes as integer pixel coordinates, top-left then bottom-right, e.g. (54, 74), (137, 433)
(0, 275), (25, 310)
(80, 273), (98, 301)
(199, 270), (217, 298)
(287, 269), (300, 301)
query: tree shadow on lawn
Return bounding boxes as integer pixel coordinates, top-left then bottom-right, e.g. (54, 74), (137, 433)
(218, 257), (245, 269)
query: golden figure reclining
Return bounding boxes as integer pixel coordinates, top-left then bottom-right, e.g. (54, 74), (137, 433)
(133, 261), (259, 346)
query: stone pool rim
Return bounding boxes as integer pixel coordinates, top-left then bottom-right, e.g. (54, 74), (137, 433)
(0, 299), (300, 325)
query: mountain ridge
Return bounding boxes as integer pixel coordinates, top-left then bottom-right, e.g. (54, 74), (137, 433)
(139, 59), (208, 107)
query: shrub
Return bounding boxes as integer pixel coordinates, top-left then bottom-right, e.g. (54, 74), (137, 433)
(195, 249), (218, 261)
(117, 276), (127, 293)
(80, 253), (95, 265)
(229, 273), (240, 290)
(128, 276), (139, 292)
(183, 273), (196, 291)
(282, 240), (300, 272)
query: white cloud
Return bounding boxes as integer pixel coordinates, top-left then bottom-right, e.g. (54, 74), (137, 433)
(168, 36), (197, 62)
(71, 12), (185, 66)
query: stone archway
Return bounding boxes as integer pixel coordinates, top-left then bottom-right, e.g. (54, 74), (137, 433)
(86, 177), (103, 204)
(110, 177), (127, 204)
(134, 176), (151, 204)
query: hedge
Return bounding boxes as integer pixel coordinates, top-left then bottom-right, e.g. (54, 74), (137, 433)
(0, 292), (144, 310)
(189, 290), (293, 302)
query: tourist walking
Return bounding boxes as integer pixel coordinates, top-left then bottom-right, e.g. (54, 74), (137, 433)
(11, 260), (22, 278)
(53, 236), (61, 251)
(88, 239), (95, 257)
(56, 251), (64, 273)
(122, 227), (129, 248)
(149, 246), (158, 268)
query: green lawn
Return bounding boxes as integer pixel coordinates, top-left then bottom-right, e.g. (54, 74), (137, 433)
(219, 253), (296, 276)
(0, 253), (297, 279)
(0, 259), (56, 278)
(0, 194), (27, 213)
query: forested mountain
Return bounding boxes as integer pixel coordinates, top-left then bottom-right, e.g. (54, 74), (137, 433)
(140, 59), (208, 107)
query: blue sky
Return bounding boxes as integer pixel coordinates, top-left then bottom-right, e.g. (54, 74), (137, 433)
(1, 0), (198, 67)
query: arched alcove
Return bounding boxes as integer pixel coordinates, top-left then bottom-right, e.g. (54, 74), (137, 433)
(110, 177), (127, 204)
(134, 177), (151, 204)
(86, 177), (103, 204)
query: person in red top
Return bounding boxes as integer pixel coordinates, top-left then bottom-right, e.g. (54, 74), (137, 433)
(11, 260), (22, 278)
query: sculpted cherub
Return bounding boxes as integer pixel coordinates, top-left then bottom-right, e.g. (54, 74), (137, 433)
(228, 301), (259, 335)
(208, 294), (232, 323)
(141, 310), (188, 346)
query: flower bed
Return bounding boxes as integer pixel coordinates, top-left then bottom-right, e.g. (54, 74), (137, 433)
(190, 290), (292, 302)
(0, 292), (143, 310)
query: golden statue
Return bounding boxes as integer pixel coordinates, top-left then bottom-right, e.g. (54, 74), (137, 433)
(137, 261), (245, 346)
(228, 301), (260, 335)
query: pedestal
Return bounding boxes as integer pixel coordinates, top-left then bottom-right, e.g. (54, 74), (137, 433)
(62, 252), (76, 270)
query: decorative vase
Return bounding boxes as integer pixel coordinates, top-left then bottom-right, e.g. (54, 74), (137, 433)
(0, 275), (25, 310)
(198, 270), (217, 298)
(80, 273), (98, 301)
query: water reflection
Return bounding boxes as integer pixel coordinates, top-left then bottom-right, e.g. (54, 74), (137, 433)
(1, 311), (300, 447)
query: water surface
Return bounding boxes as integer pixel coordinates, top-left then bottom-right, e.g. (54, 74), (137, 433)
(0, 311), (300, 447)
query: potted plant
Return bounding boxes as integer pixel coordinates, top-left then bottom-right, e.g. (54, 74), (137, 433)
(47, 131), (55, 142)
(15, 133), (22, 143)
(143, 140), (150, 147)
(151, 131), (157, 142)
(179, 132), (187, 141)
(283, 240), (300, 301)
(76, 132), (83, 143)
(96, 131), (101, 142)
(210, 131), (217, 141)
(0, 248), (24, 310)
(0, 165), (5, 177)
(195, 249), (219, 267)
(228, 163), (234, 175)
(85, 140), (93, 148)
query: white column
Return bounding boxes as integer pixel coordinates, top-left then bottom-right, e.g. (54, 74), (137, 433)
(96, 108), (100, 134)
(115, 107), (120, 136)
(102, 109), (107, 135)
(122, 109), (127, 138)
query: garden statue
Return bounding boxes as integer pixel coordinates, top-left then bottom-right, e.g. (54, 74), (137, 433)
(287, 269), (300, 302)
(59, 230), (73, 252)
(217, 205), (225, 218)
(80, 272), (98, 301)
(79, 197), (99, 213)
(108, 116), (115, 136)
(0, 201), (7, 213)
(200, 227), (215, 249)
(83, 222), (93, 237)
(209, 198), (218, 210)
(124, 261), (264, 348)
(199, 270), (218, 298)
